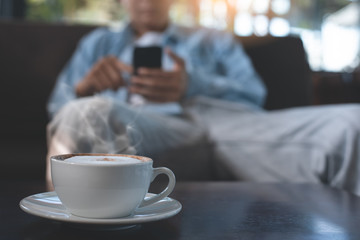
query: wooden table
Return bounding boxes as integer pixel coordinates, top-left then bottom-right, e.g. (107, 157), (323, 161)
(2, 180), (360, 239)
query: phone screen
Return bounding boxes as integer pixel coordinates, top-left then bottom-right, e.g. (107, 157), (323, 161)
(133, 46), (162, 75)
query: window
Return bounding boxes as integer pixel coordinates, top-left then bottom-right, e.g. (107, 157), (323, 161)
(21, 0), (360, 72)
(26, 0), (124, 25)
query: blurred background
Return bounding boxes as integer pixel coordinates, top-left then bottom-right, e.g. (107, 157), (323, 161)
(1, 0), (360, 180)
(1, 0), (359, 73)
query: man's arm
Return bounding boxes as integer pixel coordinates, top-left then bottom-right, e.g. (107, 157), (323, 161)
(47, 28), (131, 118)
(184, 31), (267, 108)
(47, 30), (99, 118)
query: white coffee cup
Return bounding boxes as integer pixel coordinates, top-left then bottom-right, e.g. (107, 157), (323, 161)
(51, 153), (176, 219)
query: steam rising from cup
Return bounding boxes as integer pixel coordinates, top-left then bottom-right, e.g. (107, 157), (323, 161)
(47, 96), (140, 156)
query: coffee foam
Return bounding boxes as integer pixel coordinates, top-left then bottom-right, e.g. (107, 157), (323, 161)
(64, 156), (142, 165)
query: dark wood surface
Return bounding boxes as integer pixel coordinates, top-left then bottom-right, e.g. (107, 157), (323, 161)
(2, 180), (360, 240)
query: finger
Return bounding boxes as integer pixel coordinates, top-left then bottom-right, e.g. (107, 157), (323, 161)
(110, 57), (133, 74)
(120, 62), (133, 73)
(93, 71), (109, 92)
(131, 76), (177, 89)
(84, 76), (102, 94)
(166, 48), (185, 70)
(102, 61), (124, 89)
(138, 68), (171, 78)
(99, 67), (119, 90)
(130, 85), (175, 102)
(96, 66), (113, 89)
(78, 57), (113, 95)
(104, 55), (133, 75)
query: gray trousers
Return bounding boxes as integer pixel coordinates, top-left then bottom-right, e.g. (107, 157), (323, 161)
(47, 96), (360, 195)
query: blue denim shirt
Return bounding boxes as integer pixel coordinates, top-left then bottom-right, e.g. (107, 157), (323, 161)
(47, 23), (267, 118)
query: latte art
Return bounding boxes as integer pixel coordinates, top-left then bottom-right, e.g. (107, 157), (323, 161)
(64, 156), (142, 164)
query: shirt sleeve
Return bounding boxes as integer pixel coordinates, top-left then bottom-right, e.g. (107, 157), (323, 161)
(47, 29), (106, 118)
(185, 31), (267, 108)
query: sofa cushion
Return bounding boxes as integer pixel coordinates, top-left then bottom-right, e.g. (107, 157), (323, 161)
(241, 36), (312, 110)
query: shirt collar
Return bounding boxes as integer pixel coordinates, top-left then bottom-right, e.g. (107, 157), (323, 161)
(123, 22), (180, 45)
(162, 23), (180, 44)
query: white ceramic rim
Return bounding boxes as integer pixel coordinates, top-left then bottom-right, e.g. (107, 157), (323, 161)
(51, 153), (152, 166)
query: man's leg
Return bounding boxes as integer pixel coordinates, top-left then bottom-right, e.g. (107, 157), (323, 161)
(187, 97), (360, 195)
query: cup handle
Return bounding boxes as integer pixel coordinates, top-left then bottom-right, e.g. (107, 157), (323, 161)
(139, 167), (176, 208)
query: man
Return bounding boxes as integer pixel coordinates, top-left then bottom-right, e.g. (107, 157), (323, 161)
(47, 0), (360, 196)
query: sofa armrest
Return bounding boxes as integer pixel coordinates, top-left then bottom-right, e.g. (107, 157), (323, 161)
(240, 35), (312, 110)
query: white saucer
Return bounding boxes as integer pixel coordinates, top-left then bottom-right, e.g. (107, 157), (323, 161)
(20, 192), (181, 229)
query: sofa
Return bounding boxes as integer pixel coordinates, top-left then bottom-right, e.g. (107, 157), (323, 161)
(0, 21), (311, 181)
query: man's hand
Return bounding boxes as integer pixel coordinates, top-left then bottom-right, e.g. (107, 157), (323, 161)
(130, 49), (187, 102)
(76, 56), (132, 97)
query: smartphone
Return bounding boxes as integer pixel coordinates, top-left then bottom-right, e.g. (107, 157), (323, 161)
(133, 46), (162, 75)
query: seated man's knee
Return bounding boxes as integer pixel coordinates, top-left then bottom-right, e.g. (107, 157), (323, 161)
(341, 105), (360, 127)
(329, 105), (360, 133)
